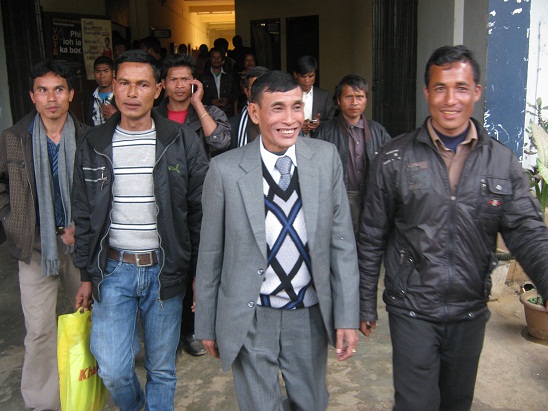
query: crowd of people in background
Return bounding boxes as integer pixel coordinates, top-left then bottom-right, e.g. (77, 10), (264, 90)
(2, 37), (548, 411)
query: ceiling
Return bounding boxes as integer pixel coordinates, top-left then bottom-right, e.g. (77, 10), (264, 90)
(187, 0), (235, 35)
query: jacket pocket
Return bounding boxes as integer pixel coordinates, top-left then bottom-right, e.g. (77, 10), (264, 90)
(82, 166), (109, 189)
(386, 247), (415, 298)
(476, 177), (512, 231)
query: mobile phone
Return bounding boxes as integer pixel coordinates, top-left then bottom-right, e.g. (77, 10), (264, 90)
(191, 84), (197, 94)
(309, 119), (319, 124)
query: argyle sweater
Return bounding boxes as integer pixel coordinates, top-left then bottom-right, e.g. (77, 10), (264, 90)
(258, 163), (319, 309)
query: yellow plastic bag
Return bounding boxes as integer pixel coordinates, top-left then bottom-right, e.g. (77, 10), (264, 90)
(57, 309), (107, 411)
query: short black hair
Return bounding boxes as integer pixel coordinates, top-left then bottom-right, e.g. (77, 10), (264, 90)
(232, 35), (243, 48)
(294, 55), (318, 75)
(213, 38), (229, 53)
(161, 53), (197, 79)
(334, 74), (368, 100)
(250, 70), (299, 104)
(424, 45), (480, 86)
(243, 66), (270, 89)
(29, 60), (73, 91)
(115, 50), (161, 83)
(139, 36), (161, 55)
(94, 56), (114, 70)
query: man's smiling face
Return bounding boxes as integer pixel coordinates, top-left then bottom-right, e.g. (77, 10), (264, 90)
(248, 86), (304, 153)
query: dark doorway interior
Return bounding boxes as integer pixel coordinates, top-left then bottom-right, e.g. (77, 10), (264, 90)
(1, 0), (43, 123)
(373, 0), (418, 137)
(250, 19), (281, 70)
(286, 15), (319, 83)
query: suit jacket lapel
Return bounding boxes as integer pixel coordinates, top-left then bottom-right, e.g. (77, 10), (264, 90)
(238, 139), (267, 260)
(295, 137), (319, 250)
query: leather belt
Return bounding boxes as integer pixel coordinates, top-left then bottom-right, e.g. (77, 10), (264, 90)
(108, 249), (158, 267)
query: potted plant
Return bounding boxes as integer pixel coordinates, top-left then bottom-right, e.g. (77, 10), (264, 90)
(520, 288), (547, 339)
(518, 98), (548, 339)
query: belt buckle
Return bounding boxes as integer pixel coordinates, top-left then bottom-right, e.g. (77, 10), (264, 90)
(135, 251), (153, 267)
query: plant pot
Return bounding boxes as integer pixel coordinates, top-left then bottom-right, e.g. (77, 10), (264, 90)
(520, 289), (548, 340)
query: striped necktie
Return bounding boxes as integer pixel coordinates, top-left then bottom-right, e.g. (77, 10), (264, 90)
(238, 106), (249, 147)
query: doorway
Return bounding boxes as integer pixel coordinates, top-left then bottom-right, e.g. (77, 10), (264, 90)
(373, 0), (418, 136)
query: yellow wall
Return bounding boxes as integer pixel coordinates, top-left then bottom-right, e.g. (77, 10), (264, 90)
(147, 0), (227, 54)
(235, 0), (374, 117)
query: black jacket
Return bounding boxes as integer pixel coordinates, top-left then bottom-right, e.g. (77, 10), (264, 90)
(358, 118), (548, 323)
(316, 115), (391, 192)
(154, 98), (230, 157)
(72, 111), (209, 302)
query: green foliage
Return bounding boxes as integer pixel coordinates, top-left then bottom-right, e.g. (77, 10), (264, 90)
(527, 98), (548, 212)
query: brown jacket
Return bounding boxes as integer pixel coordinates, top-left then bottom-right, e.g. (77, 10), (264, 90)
(0, 110), (88, 263)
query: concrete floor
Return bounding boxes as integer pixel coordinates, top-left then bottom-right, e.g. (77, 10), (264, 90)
(0, 241), (547, 410)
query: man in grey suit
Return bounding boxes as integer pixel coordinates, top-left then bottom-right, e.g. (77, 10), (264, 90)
(195, 71), (359, 411)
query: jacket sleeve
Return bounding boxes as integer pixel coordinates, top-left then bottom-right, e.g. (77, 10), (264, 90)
(183, 129), (210, 277)
(71, 140), (93, 282)
(327, 145), (360, 329)
(194, 157), (225, 340)
(357, 146), (398, 321)
(0, 130), (10, 221)
(499, 151), (548, 302)
(203, 105), (231, 153)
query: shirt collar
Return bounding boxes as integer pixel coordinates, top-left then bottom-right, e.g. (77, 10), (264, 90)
(427, 118), (477, 151)
(210, 66), (226, 76)
(259, 136), (297, 173)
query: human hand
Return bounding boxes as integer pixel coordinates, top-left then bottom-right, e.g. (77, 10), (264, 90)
(190, 79), (204, 104)
(202, 339), (220, 358)
(60, 224), (75, 246)
(100, 103), (117, 120)
(211, 98), (222, 107)
(335, 328), (358, 361)
(359, 320), (377, 336)
(74, 281), (93, 311)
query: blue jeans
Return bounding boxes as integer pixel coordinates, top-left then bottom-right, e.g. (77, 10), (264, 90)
(90, 254), (184, 411)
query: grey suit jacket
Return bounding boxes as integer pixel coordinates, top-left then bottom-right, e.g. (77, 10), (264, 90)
(195, 136), (359, 371)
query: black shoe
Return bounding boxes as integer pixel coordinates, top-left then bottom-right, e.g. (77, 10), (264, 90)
(177, 334), (206, 356)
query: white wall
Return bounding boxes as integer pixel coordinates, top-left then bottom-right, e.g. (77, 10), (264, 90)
(523, 0), (548, 168)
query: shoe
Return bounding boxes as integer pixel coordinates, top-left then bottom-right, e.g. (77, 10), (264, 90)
(177, 334), (206, 356)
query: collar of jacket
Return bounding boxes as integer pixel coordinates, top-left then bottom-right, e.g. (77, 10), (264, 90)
(154, 97), (202, 132)
(86, 109), (181, 155)
(417, 116), (490, 150)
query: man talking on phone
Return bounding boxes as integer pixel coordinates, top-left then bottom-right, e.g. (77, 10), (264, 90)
(156, 54), (230, 158)
(156, 53), (230, 357)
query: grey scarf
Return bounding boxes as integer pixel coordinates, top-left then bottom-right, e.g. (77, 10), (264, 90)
(32, 113), (76, 276)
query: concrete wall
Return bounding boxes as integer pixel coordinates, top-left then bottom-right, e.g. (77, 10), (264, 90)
(415, 0), (488, 127)
(0, 6), (13, 130)
(235, 0), (374, 108)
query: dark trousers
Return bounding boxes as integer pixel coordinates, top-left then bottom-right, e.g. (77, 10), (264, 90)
(180, 275), (195, 336)
(389, 311), (489, 411)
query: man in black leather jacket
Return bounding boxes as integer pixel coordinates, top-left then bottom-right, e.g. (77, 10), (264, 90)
(358, 45), (548, 411)
(317, 74), (391, 233)
(72, 50), (209, 410)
